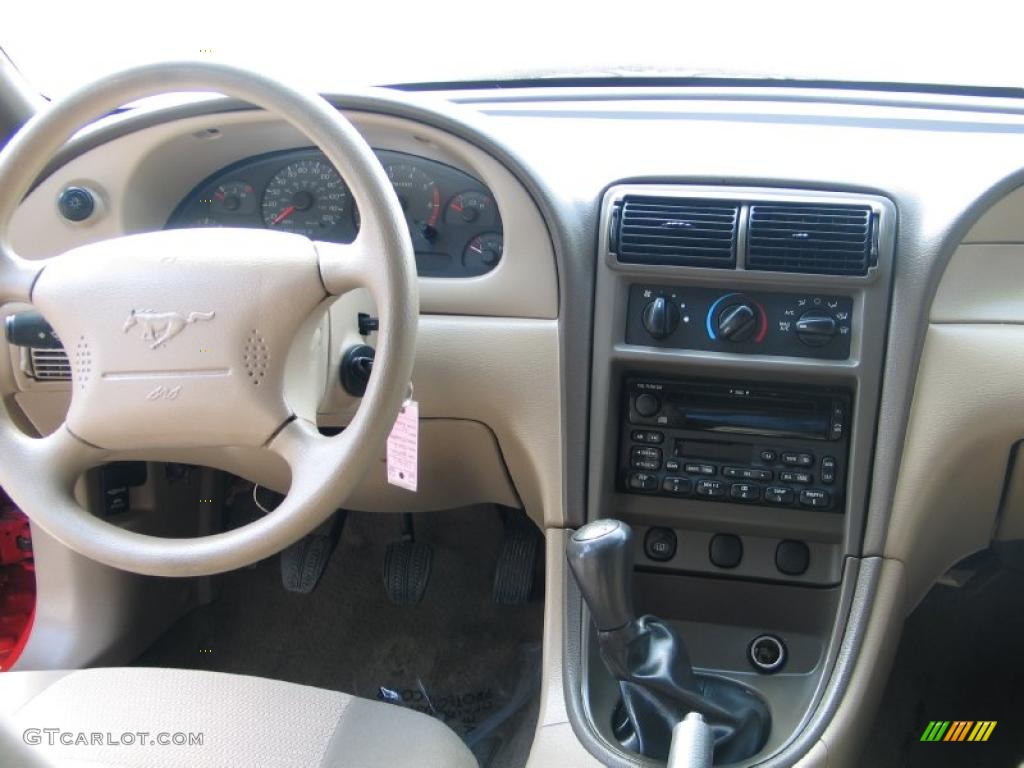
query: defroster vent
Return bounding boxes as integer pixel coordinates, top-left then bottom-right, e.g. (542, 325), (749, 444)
(747, 203), (875, 276)
(615, 196), (739, 268)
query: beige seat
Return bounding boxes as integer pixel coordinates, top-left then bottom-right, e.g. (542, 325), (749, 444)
(0, 667), (478, 768)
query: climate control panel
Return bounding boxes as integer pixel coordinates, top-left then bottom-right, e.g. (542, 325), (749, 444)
(625, 285), (853, 360)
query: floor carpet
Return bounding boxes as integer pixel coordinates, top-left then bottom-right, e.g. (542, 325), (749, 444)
(862, 552), (1024, 767)
(135, 503), (545, 767)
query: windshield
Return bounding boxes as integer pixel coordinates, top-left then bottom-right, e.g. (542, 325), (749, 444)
(3, 1), (1022, 98)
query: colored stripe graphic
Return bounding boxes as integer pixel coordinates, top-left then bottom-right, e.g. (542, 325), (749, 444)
(920, 720), (996, 742)
(944, 721), (972, 741)
(921, 721), (950, 741)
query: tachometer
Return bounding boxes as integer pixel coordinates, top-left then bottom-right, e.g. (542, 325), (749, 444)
(385, 161), (441, 241)
(261, 159), (349, 237)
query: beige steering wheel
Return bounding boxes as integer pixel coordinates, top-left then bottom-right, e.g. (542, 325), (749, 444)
(0, 62), (418, 577)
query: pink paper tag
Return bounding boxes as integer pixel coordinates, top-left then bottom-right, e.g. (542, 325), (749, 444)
(387, 400), (418, 492)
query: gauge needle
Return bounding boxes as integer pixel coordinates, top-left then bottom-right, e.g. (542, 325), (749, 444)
(271, 205), (296, 225)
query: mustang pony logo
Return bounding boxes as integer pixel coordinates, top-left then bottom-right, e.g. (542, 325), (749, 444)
(123, 309), (215, 349)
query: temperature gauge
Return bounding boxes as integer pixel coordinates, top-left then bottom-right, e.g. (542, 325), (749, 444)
(446, 191), (496, 225)
(210, 181), (257, 216)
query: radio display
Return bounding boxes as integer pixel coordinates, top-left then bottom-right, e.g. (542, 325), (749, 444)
(675, 440), (752, 463)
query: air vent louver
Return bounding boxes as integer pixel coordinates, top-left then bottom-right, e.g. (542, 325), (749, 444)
(29, 347), (72, 381)
(616, 196), (739, 267)
(747, 203), (874, 276)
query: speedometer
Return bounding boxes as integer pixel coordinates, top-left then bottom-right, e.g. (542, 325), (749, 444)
(261, 159), (349, 237)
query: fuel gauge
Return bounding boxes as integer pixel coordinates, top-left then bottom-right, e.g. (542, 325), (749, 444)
(463, 232), (503, 271)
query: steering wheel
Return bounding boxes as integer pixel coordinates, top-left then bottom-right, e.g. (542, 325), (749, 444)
(0, 62), (418, 577)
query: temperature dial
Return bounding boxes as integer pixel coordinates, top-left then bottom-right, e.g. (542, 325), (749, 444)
(707, 293), (767, 344)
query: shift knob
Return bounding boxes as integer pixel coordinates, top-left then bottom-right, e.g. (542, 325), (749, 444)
(566, 519), (635, 632)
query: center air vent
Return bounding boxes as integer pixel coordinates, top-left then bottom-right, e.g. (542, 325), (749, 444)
(615, 196), (739, 268)
(747, 203), (875, 276)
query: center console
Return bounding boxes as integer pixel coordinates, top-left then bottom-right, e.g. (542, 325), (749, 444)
(579, 184), (896, 765)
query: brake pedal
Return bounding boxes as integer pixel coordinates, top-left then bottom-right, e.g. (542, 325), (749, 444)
(384, 513), (432, 604)
(493, 506), (541, 604)
(280, 511), (345, 594)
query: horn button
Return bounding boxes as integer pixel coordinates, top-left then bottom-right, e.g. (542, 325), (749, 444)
(31, 229), (327, 451)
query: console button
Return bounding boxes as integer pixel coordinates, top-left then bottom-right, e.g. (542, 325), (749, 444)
(775, 540), (810, 575)
(799, 489), (831, 508)
(647, 431), (665, 444)
(645, 527), (678, 562)
(695, 479), (726, 498)
(709, 534), (743, 568)
(781, 452), (814, 467)
(662, 476), (691, 495)
(630, 446), (662, 471)
(764, 487), (795, 505)
(634, 393), (661, 418)
(631, 430), (647, 443)
(759, 449), (777, 463)
(628, 472), (658, 491)
(820, 456), (837, 484)
(724, 466), (772, 481)
(684, 463), (716, 476)
(665, 459), (681, 472)
(730, 483), (761, 501)
(779, 470), (812, 484)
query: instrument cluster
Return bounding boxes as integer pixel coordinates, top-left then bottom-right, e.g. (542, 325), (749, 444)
(167, 148), (503, 277)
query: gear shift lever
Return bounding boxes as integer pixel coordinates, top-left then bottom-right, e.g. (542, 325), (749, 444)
(565, 519), (634, 631)
(567, 519), (770, 764)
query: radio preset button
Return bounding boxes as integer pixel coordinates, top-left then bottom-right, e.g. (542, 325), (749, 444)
(820, 456), (837, 484)
(634, 393), (661, 418)
(781, 452), (814, 467)
(779, 470), (812, 484)
(695, 479), (726, 498)
(764, 487), (795, 505)
(730, 483), (761, 501)
(799, 489), (831, 508)
(628, 472), (659, 491)
(662, 476), (691, 495)
(684, 463), (716, 476)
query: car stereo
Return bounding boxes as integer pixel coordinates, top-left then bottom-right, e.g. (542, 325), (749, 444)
(619, 377), (851, 512)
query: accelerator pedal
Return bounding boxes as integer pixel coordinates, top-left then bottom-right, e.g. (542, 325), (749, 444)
(280, 511), (345, 594)
(384, 513), (432, 604)
(492, 506), (542, 604)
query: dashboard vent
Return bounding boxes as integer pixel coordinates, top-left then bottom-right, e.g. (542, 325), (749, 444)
(29, 348), (72, 381)
(747, 203), (875, 276)
(616, 196), (739, 267)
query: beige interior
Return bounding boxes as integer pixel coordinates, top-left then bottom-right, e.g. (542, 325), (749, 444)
(1, 65), (1024, 767)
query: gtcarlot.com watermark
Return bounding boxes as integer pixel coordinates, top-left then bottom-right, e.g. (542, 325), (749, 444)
(23, 729), (204, 747)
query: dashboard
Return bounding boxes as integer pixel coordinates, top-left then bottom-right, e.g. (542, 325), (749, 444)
(166, 148), (503, 278)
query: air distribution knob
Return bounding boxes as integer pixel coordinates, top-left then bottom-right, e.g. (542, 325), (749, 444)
(641, 297), (680, 340)
(716, 302), (758, 342)
(795, 310), (838, 346)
